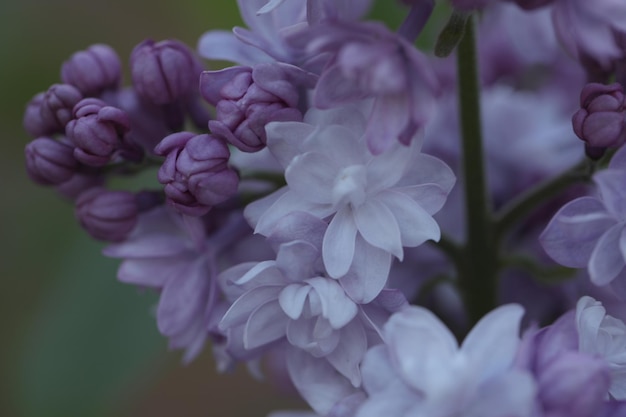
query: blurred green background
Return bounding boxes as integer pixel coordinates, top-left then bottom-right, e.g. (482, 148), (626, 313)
(0, 1), (417, 416)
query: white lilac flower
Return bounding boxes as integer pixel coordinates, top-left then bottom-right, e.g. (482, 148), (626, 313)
(576, 296), (626, 399)
(245, 105), (455, 303)
(217, 212), (407, 414)
(355, 304), (536, 417)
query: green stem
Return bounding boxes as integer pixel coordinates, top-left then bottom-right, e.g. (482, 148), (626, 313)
(456, 16), (498, 324)
(494, 158), (595, 241)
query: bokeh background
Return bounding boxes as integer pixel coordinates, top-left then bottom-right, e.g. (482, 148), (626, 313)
(0, 1), (417, 416)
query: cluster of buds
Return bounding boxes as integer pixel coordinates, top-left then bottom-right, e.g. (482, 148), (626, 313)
(23, 39), (239, 242)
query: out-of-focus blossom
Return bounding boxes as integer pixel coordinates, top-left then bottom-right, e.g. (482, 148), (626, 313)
(200, 63), (316, 152)
(75, 187), (139, 242)
(290, 21), (440, 154)
(154, 132), (239, 216)
(24, 137), (79, 186)
(61, 44), (122, 96)
(245, 105), (455, 302)
(572, 83), (626, 149)
(355, 304), (535, 417)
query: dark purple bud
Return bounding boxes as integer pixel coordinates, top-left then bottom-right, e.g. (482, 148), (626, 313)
(572, 83), (626, 148)
(154, 132), (238, 216)
(25, 137), (78, 185)
(23, 93), (53, 137)
(130, 39), (202, 106)
(38, 84), (83, 133)
(201, 63), (313, 152)
(75, 187), (139, 242)
(61, 44), (122, 96)
(56, 173), (104, 201)
(66, 98), (131, 166)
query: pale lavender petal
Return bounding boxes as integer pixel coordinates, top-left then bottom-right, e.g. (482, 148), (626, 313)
(609, 146), (626, 170)
(366, 142), (416, 193)
(285, 152), (337, 204)
(304, 124), (365, 166)
(103, 235), (188, 258)
(378, 191), (441, 247)
(117, 258), (189, 288)
(256, 190), (334, 236)
(464, 370), (536, 417)
(276, 240), (320, 281)
(326, 321), (367, 387)
(395, 154), (456, 194)
(384, 306), (457, 390)
(323, 207), (358, 278)
(220, 286), (283, 330)
(287, 347), (357, 415)
(314, 64), (368, 108)
(157, 258), (209, 337)
(388, 184), (449, 215)
(595, 170), (626, 219)
(365, 95), (410, 155)
(306, 277), (358, 329)
(257, 0), (286, 14)
(233, 260), (279, 285)
(340, 235), (391, 303)
(576, 296), (605, 353)
(267, 211), (327, 250)
(589, 223), (626, 285)
(360, 345), (395, 395)
(540, 197), (616, 268)
(197, 30), (271, 65)
(265, 121), (316, 168)
(461, 304), (524, 381)
(279, 283), (311, 320)
(244, 300), (289, 349)
(286, 317), (340, 356)
(354, 199), (403, 259)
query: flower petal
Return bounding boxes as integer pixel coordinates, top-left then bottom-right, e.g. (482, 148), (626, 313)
(323, 207), (358, 278)
(588, 223), (626, 285)
(354, 199), (403, 259)
(285, 152), (337, 204)
(340, 235), (391, 303)
(244, 300), (288, 349)
(379, 191), (441, 247)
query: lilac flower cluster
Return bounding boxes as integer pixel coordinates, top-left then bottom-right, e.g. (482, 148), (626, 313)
(22, 0), (626, 415)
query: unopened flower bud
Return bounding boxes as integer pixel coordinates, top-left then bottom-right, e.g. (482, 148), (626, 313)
(61, 44), (122, 96)
(130, 39), (202, 106)
(38, 84), (83, 133)
(154, 132), (239, 216)
(572, 82), (626, 148)
(25, 137), (78, 185)
(75, 187), (139, 241)
(66, 98), (131, 166)
(201, 63), (312, 152)
(24, 93), (55, 137)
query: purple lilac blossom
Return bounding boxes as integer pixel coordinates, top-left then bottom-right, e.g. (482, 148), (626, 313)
(217, 212), (407, 414)
(103, 207), (251, 363)
(290, 21), (440, 154)
(37, 84), (83, 135)
(572, 82), (626, 149)
(200, 63), (317, 152)
(245, 105), (455, 303)
(61, 44), (122, 96)
(354, 304), (536, 417)
(540, 146), (626, 294)
(154, 132), (239, 217)
(550, 0), (626, 69)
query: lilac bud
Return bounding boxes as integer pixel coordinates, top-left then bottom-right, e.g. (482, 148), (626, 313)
(25, 137), (78, 185)
(539, 352), (611, 417)
(572, 83), (626, 148)
(61, 44), (122, 96)
(130, 39), (202, 106)
(75, 187), (139, 242)
(38, 84), (83, 133)
(56, 173), (104, 201)
(504, 0), (554, 10)
(23, 93), (51, 137)
(154, 132), (239, 216)
(66, 98), (131, 166)
(201, 63), (311, 152)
